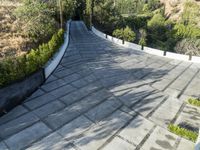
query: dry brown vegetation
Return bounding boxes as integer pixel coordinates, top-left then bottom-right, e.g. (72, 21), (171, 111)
(0, 0), (33, 59)
(160, 0), (200, 24)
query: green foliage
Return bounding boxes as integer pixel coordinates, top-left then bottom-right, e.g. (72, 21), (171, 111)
(173, 24), (200, 39)
(147, 13), (168, 47)
(139, 29), (147, 46)
(147, 14), (166, 31)
(0, 29), (64, 88)
(93, 0), (121, 33)
(125, 14), (152, 30)
(147, 0), (162, 11)
(168, 124), (198, 142)
(113, 26), (136, 42)
(15, 0), (57, 43)
(181, 1), (200, 26)
(188, 98), (200, 107)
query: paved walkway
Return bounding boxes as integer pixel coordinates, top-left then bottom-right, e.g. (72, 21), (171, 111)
(0, 21), (200, 150)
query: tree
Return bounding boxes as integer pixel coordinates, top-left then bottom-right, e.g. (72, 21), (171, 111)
(59, 0), (63, 29)
(15, 0), (57, 43)
(139, 28), (147, 49)
(85, 0), (95, 28)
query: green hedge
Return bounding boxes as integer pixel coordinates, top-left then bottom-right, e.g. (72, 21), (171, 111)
(0, 29), (64, 88)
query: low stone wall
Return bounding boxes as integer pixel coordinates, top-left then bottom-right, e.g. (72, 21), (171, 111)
(0, 20), (71, 116)
(44, 20), (71, 79)
(0, 70), (44, 116)
(92, 26), (200, 63)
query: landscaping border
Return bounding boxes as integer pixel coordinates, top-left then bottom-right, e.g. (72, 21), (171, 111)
(92, 26), (200, 63)
(0, 20), (71, 116)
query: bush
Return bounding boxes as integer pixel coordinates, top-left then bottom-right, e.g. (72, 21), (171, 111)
(113, 26), (136, 42)
(147, 14), (166, 32)
(168, 124), (198, 142)
(0, 29), (64, 88)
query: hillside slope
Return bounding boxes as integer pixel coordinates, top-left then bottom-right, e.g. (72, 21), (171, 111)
(0, 0), (32, 58)
(161, 0), (200, 24)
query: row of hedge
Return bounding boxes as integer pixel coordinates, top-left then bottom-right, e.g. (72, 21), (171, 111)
(0, 29), (64, 88)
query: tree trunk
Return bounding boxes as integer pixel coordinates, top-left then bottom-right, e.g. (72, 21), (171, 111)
(59, 0), (63, 29)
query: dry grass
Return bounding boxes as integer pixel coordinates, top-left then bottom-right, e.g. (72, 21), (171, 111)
(160, 0), (200, 21)
(0, 0), (32, 59)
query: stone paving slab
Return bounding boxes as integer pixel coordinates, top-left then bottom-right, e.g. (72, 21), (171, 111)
(74, 110), (132, 150)
(0, 105), (28, 125)
(175, 104), (200, 131)
(118, 115), (155, 146)
(48, 84), (76, 99)
(41, 79), (67, 92)
(132, 92), (167, 117)
(177, 138), (195, 150)
(32, 100), (65, 119)
(71, 78), (89, 88)
(60, 82), (102, 106)
(149, 97), (183, 127)
(183, 77), (200, 97)
(85, 97), (122, 123)
(0, 112), (39, 139)
(57, 115), (94, 141)
(152, 78), (172, 91)
(26, 132), (69, 150)
(45, 75), (58, 84)
(4, 122), (52, 150)
(118, 85), (155, 107)
(44, 106), (80, 130)
(141, 126), (178, 150)
(24, 93), (57, 110)
(0, 142), (8, 150)
(102, 136), (136, 150)
(25, 89), (45, 101)
(69, 89), (112, 114)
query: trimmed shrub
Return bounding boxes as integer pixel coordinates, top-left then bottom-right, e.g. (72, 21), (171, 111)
(0, 29), (64, 88)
